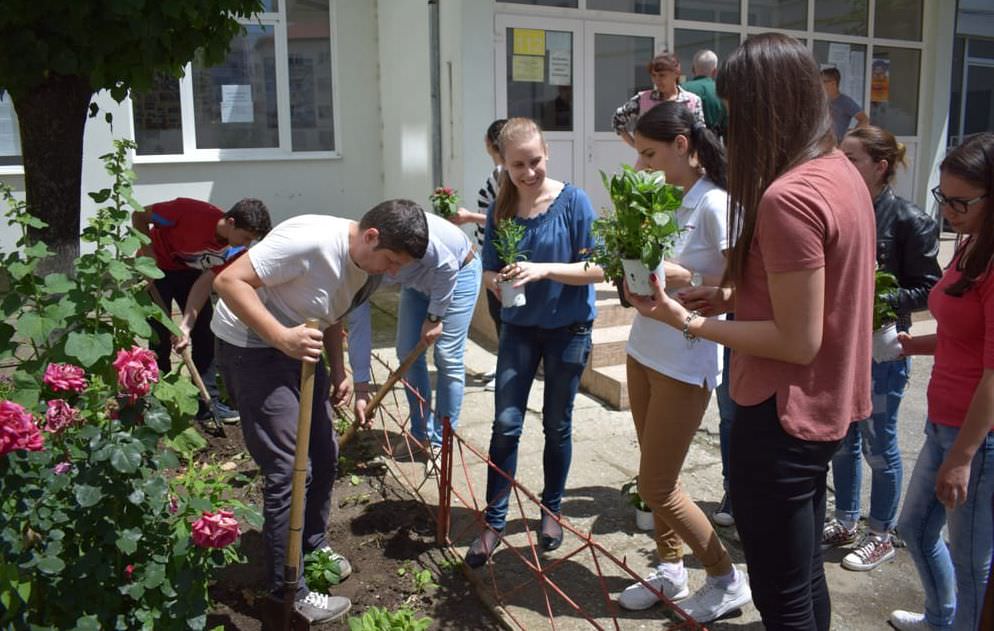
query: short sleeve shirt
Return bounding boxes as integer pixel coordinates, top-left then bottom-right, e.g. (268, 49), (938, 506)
(731, 151), (875, 442)
(147, 198), (241, 271)
(210, 215), (368, 348)
(830, 94), (862, 141)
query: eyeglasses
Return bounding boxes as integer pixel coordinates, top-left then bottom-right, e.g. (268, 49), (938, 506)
(930, 185), (989, 214)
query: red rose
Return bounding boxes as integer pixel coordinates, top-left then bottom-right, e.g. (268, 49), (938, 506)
(124, 564), (135, 580)
(43, 363), (88, 393)
(0, 400), (44, 456)
(44, 399), (80, 434)
(191, 509), (241, 549)
(112, 346), (159, 403)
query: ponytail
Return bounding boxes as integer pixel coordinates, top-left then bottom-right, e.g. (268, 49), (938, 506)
(690, 123), (727, 190)
(635, 102), (728, 191)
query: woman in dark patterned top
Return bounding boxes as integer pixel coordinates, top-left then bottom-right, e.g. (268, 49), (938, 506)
(613, 51), (704, 148)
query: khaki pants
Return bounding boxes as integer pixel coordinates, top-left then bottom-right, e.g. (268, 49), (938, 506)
(627, 356), (733, 577)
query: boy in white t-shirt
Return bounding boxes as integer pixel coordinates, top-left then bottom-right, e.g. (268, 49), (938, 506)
(211, 200), (429, 624)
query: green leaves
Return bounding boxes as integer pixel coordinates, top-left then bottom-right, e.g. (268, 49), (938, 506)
(873, 268), (900, 330)
(493, 218), (528, 266)
(116, 528), (143, 555)
(75, 484), (104, 508)
(65, 331), (114, 367)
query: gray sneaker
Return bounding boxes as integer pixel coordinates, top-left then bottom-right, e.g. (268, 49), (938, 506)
(294, 591), (351, 624)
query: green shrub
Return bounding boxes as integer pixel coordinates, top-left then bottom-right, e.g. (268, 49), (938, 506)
(347, 606), (432, 631)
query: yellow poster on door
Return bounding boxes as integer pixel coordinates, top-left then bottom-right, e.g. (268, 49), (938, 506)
(513, 28), (545, 56)
(512, 55), (545, 83)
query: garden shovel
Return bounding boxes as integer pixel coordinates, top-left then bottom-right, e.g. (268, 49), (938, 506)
(181, 346), (225, 438)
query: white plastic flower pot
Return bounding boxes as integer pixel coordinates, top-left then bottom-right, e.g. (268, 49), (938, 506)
(872, 323), (902, 363)
(635, 508), (654, 531)
(622, 258), (663, 296)
(498, 280), (527, 308)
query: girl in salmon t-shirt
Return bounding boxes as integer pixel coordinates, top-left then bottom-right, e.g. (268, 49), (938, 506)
(627, 33), (875, 630)
(888, 132), (994, 631)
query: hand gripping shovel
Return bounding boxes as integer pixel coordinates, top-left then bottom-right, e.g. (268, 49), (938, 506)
(282, 319), (321, 629)
(181, 347), (225, 438)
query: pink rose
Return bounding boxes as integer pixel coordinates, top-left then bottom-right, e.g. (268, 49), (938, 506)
(442, 186), (453, 195)
(43, 363), (88, 393)
(0, 400), (44, 456)
(124, 564), (135, 580)
(44, 399), (80, 434)
(52, 461), (72, 475)
(112, 346), (159, 403)
(191, 509), (241, 549)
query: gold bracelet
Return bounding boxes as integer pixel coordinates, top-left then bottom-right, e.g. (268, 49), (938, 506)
(682, 310), (702, 342)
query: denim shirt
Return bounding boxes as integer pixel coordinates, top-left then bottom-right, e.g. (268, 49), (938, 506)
(482, 184), (597, 329)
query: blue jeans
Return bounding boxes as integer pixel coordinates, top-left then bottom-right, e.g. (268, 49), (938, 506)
(898, 422), (994, 630)
(831, 358), (909, 532)
(396, 256), (481, 446)
(483, 321), (593, 531)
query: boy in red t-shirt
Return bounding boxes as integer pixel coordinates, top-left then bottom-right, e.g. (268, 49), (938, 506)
(132, 197), (272, 422)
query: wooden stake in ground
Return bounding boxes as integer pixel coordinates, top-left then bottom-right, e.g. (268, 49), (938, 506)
(283, 319), (321, 629)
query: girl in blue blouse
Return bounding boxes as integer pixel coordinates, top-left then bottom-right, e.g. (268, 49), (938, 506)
(466, 117), (604, 568)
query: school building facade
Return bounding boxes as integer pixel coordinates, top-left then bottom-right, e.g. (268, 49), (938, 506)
(0, 0), (991, 243)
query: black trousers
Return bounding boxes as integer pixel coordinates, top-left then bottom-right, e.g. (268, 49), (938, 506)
(149, 269), (220, 405)
(486, 286), (502, 339)
(729, 396), (842, 631)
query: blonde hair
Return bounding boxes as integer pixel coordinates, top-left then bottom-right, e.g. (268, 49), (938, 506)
(494, 117), (546, 222)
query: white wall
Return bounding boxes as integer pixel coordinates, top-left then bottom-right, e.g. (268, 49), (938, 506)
(377, 0), (433, 206)
(917, 0), (957, 214)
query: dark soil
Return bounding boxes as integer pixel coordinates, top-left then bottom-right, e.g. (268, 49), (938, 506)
(194, 422), (503, 630)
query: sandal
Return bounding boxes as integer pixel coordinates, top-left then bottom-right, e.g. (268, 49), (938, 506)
(540, 511), (563, 552)
(465, 528), (503, 568)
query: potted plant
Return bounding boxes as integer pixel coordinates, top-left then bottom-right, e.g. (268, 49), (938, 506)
(588, 165), (683, 297)
(873, 269), (902, 362)
(493, 217), (528, 308)
(429, 186), (459, 219)
(621, 476), (653, 531)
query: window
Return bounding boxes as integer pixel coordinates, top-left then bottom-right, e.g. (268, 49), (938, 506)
(132, 0), (336, 159)
(874, 0), (923, 42)
(748, 0), (808, 31)
(869, 46), (921, 135)
(593, 34), (654, 132)
(675, 0), (740, 24)
(587, 0), (660, 15)
(674, 30), (741, 83)
(498, 0), (578, 7)
(814, 0), (867, 36)
(505, 28), (574, 132)
(813, 40), (868, 108)
(0, 92), (22, 167)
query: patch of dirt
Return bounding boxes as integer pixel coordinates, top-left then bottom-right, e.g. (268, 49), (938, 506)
(193, 424), (503, 630)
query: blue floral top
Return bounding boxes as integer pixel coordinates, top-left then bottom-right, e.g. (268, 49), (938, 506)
(482, 184), (597, 329)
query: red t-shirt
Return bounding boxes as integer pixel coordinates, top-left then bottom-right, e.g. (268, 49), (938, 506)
(927, 249), (994, 427)
(731, 150), (875, 441)
(148, 198), (241, 272)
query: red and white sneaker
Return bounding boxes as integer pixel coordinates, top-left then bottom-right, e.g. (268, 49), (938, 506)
(842, 533), (896, 571)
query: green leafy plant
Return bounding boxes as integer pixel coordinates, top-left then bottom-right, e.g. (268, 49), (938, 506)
(412, 568), (437, 593)
(493, 218), (528, 267)
(347, 606), (432, 631)
(0, 140), (261, 630)
(429, 186), (459, 219)
(873, 269), (900, 331)
(587, 165), (684, 280)
(304, 548), (345, 593)
(620, 476), (650, 512)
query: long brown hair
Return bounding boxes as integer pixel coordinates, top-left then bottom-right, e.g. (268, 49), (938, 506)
(844, 126), (907, 185)
(941, 132), (994, 297)
(493, 117), (545, 222)
(716, 33), (835, 284)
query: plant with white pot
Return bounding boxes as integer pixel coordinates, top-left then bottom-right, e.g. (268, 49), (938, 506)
(873, 269), (903, 362)
(587, 165), (684, 296)
(621, 476), (654, 531)
(493, 217), (529, 308)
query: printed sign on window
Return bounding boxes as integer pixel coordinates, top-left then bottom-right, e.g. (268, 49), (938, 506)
(512, 55), (545, 83)
(513, 29), (545, 56)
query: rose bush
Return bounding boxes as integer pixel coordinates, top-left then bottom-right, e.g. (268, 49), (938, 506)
(0, 141), (260, 631)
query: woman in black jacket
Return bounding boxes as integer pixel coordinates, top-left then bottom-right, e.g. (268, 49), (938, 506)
(822, 125), (942, 571)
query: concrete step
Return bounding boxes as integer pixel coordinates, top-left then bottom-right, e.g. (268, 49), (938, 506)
(588, 325), (630, 368)
(581, 363), (629, 410)
(593, 282), (636, 328)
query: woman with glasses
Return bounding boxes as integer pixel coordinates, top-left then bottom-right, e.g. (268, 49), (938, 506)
(612, 51), (704, 148)
(821, 126), (942, 571)
(890, 131), (994, 631)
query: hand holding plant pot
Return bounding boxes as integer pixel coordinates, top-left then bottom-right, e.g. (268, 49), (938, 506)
(493, 218), (529, 308)
(429, 186), (459, 219)
(872, 269), (902, 362)
(588, 165), (683, 296)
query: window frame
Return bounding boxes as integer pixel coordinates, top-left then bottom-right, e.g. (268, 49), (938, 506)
(130, 0), (342, 164)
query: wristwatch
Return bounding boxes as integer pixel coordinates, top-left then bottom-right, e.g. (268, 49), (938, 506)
(426, 313), (441, 323)
(690, 271), (703, 288)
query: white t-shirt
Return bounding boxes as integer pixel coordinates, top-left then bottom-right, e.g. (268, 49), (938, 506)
(626, 177), (729, 389)
(211, 215), (368, 348)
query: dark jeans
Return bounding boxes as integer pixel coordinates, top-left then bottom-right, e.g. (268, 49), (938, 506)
(216, 341), (338, 597)
(730, 396), (842, 631)
(484, 322), (592, 531)
(149, 269), (221, 408)
(485, 287), (502, 339)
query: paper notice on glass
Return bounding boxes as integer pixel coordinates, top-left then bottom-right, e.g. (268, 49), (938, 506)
(0, 98), (18, 156)
(871, 57), (891, 103)
(513, 29), (545, 56)
(828, 43), (850, 68)
(512, 55), (545, 83)
(848, 51), (865, 106)
(545, 31), (571, 51)
(220, 84), (253, 124)
(549, 50), (571, 86)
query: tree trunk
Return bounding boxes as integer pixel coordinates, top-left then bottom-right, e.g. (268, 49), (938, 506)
(13, 74), (94, 274)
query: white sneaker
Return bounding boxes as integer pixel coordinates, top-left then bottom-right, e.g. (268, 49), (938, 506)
(424, 443), (441, 477)
(481, 369), (496, 381)
(483, 377), (496, 392)
(888, 610), (936, 630)
(294, 591), (351, 623)
(617, 565), (690, 610)
(678, 568), (752, 623)
(842, 533), (896, 571)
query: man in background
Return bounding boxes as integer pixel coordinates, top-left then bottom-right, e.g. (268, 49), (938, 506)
(821, 66), (869, 141)
(682, 49), (727, 137)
